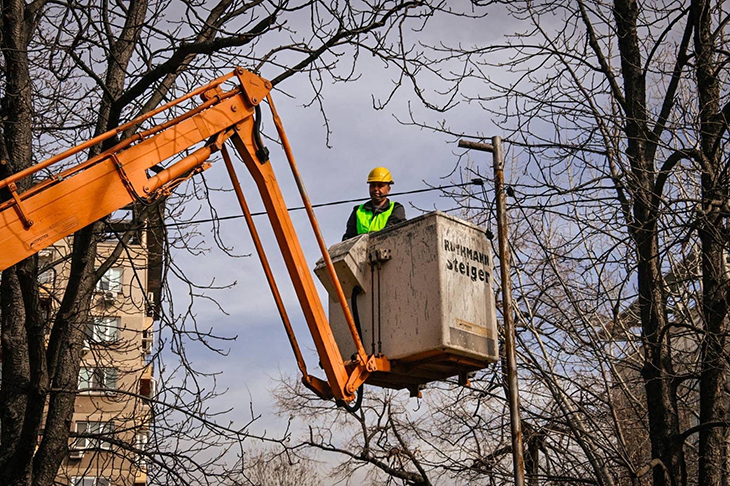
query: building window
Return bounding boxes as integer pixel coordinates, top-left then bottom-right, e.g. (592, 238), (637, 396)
(72, 478), (111, 486)
(38, 268), (56, 286)
(73, 421), (114, 450)
(86, 317), (120, 345)
(139, 374), (156, 400)
(136, 431), (149, 468)
(96, 268), (122, 293)
(78, 367), (118, 392)
(141, 327), (153, 355)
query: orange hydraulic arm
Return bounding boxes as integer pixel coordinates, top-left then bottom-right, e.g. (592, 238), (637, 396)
(0, 67), (389, 403)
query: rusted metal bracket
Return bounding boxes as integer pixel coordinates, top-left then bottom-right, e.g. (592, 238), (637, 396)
(7, 182), (33, 229)
(368, 248), (392, 265)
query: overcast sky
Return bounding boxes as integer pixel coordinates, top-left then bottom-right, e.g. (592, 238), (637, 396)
(160, 4), (515, 474)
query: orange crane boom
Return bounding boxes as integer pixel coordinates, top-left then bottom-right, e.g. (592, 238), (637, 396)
(0, 67), (390, 404)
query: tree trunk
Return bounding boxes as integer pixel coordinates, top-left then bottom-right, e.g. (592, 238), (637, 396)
(614, 0), (687, 483)
(32, 0), (149, 483)
(0, 0), (42, 483)
(693, 1), (729, 485)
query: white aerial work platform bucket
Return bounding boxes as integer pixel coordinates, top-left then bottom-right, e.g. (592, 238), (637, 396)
(314, 211), (499, 395)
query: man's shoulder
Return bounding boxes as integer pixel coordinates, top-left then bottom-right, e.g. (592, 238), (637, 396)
(389, 201), (406, 222)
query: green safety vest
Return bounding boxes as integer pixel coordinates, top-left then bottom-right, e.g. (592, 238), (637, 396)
(356, 202), (395, 235)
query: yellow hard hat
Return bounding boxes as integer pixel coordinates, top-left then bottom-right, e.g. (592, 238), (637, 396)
(367, 167), (394, 184)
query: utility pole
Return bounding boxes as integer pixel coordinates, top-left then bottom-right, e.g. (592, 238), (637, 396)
(459, 137), (525, 486)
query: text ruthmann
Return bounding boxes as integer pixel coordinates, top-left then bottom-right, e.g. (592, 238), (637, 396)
(444, 238), (491, 282)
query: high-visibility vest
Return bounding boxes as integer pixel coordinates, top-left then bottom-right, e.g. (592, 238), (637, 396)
(355, 201), (395, 235)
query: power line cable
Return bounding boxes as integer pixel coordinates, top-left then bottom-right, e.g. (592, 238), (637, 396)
(120, 178), (485, 232)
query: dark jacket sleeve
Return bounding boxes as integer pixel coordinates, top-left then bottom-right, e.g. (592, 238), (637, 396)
(383, 202), (406, 229)
(342, 205), (359, 241)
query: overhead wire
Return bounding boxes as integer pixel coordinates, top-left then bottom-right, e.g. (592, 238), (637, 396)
(108, 178), (485, 233)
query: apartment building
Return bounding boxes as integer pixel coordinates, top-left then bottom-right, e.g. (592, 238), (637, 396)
(37, 208), (163, 486)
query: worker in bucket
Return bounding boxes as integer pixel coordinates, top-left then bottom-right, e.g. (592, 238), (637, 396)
(342, 167), (406, 240)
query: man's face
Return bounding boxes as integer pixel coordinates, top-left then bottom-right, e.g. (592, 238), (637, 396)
(369, 182), (391, 206)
